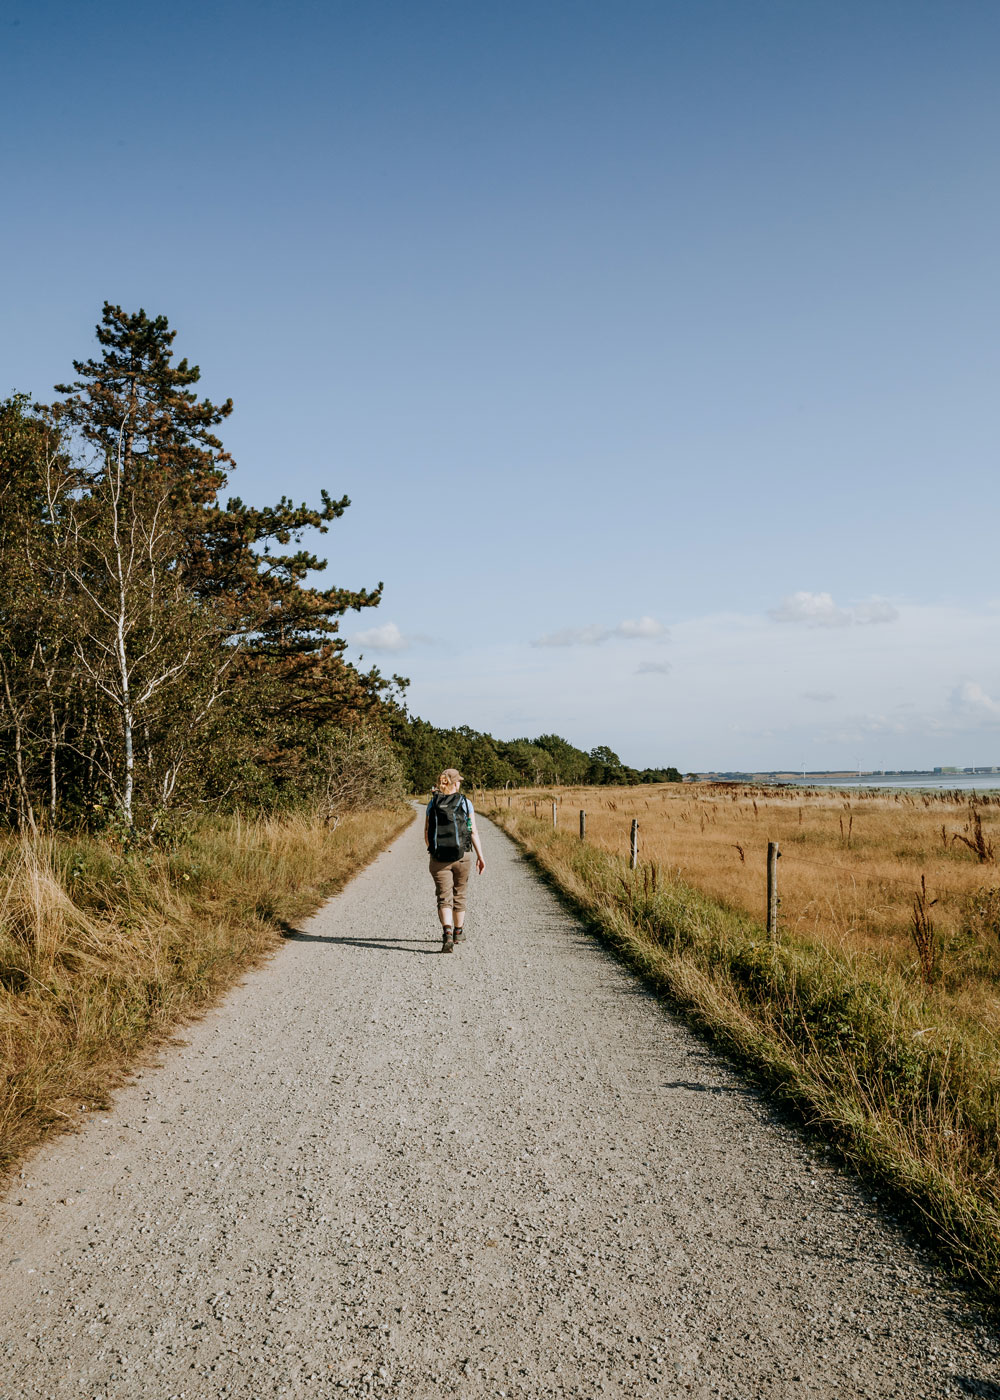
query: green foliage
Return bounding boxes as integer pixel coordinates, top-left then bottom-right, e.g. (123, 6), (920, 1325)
(390, 716), (681, 793)
(313, 724), (407, 816)
(0, 306), (386, 828)
(534, 733), (590, 784)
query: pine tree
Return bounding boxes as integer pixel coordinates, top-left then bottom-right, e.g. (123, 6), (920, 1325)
(24, 303), (386, 825)
(52, 303), (232, 506)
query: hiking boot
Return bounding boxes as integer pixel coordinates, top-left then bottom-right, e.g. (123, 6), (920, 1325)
(441, 931), (454, 954)
(453, 927), (465, 943)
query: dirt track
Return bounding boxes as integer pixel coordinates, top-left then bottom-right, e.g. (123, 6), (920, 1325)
(1, 812), (998, 1399)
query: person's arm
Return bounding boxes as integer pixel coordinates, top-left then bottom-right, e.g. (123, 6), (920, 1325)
(424, 801), (432, 851)
(467, 803), (486, 874)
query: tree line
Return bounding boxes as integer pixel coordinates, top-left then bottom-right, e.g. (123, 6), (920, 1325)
(0, 305), (679, 832)
(391, 721), (680, 793)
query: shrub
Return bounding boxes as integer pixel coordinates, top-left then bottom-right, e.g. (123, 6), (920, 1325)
(316, 725), (407, 818)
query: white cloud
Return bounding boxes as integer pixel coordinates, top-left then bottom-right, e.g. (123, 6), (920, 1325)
(769, 591), (899, 628)
(619, 616), (667, 640)
(813, 681), (1000, 749)
(636, 660), (672, 676)
(533, 615), (668, 647)
(769, 591), (850, 627)
(853, 598), (900, 625)
(533, 623), (611, 647)
(801, 690), (836, 702)
(951, 681), (1000, 721)
(350, 621), (415, 653)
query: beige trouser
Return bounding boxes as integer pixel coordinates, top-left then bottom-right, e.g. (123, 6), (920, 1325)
(429, 852), (472, 912)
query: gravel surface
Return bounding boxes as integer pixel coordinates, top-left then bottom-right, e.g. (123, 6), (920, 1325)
(2, 811), (998, 1400)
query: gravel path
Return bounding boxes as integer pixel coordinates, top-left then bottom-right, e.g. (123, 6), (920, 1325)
(2, 812), (998, 1400)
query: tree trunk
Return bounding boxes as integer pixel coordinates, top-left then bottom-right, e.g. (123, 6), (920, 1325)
(0, 662), (37, 833)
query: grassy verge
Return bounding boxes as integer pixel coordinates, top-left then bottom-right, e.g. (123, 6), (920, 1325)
(490, 806), (1000, 1304)
(0, 804), (413, 1177)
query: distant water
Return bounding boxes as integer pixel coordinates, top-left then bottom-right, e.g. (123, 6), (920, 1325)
(776, 773), (1000, 793)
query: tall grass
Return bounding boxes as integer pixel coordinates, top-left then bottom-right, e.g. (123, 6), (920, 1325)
(0, 805), (412, 1177)
(489, 791), (1000, 1301)
(495, 783), (1000, 1026)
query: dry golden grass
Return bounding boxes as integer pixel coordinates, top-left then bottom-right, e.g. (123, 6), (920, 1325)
(496, 782), (1000, 1022)
(0, 804), (413, 1178)
(486, 783), (1000, 1300)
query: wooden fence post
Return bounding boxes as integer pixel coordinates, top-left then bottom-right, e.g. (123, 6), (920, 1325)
(766, 841), (780, 936)
(630, 818), (639, 870)
(552, 801), (558, 829)
(579, 809), (586, 841)
(533, 801), (537, 818)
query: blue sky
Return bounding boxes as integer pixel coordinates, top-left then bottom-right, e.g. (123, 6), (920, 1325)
(3, 1), (999, 770)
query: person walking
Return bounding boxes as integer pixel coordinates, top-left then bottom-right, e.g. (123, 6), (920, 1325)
(425, 768), (486, 953)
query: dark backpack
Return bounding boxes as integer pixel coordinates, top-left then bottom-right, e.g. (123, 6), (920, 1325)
(428, 793), (472, 861)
